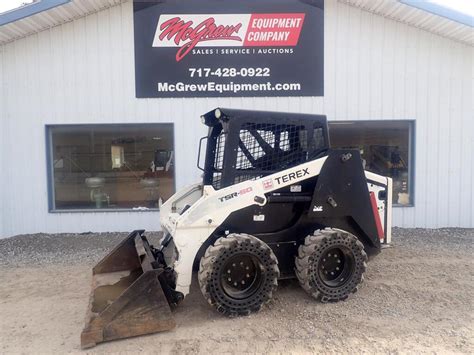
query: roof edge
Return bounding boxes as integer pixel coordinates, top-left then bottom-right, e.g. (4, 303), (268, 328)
(0, 0), (71, 26)
(400, 0), (473, 28)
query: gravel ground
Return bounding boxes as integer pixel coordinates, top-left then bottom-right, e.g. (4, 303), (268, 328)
(0, 231), (163, 267)
(0, 228), (473, 354)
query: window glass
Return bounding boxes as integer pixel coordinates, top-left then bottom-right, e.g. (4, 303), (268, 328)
(311, 127), (325, 151)
(329, 121), (414, 206)
(48, 124), (174, 210)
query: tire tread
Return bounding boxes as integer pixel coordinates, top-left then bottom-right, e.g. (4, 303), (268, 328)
(295, 228), (368, 302)
(198, 233), (279, 317)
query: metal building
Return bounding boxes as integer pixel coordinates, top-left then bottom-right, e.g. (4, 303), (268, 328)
(0, 0), (472, 238)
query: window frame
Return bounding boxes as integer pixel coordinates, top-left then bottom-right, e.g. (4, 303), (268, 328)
(45, 123), (176, 213)
(328, 119), (416, 207)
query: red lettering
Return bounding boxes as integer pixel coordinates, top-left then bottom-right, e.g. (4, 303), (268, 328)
(158, 17), (243, 61)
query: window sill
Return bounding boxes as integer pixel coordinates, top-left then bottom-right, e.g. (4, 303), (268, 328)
(49, 208), (160, 213)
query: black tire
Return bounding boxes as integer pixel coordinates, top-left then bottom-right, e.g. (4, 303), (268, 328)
(295, 228), (367, 303)
(198, 233), (279, 317)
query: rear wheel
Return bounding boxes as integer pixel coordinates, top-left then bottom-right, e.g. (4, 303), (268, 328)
(295, 228), (367, 302)
(198, 234), (279, 316)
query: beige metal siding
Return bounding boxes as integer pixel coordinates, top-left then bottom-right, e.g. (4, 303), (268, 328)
(0, 0), (472, 237)
(0, 44), (4, 237)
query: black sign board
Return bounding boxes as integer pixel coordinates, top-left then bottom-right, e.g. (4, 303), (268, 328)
(133, 0), (324, 98)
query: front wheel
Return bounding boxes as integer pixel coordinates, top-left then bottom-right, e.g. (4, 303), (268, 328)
(198, 234), (279, 317)
(295, 228), (367, 302)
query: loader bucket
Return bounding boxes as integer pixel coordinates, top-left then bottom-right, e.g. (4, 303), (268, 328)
(80, 230), (176, 349)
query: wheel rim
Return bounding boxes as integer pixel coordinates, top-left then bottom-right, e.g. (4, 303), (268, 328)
(220, 253), (263, 300)
(317, 246), (355, 288)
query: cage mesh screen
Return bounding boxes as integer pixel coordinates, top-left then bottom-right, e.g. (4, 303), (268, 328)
(211, 122), (326, 189)
(233, 123), (307, 185)
(212, 133), (226, 189)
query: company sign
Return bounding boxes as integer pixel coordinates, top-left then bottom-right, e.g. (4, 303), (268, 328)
(133, 0), (324, 98)
(153, 14), (305, 62)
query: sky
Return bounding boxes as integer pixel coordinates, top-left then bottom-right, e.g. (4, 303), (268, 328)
(0, 0), (34, 14)
(430, 0), (474, 17)
(0, 0), (473, 18)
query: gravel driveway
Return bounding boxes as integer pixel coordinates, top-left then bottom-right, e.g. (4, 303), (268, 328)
(0, 228), (472, 354)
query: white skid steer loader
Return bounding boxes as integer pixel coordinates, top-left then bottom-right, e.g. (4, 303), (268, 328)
(81, 108), (392, 348)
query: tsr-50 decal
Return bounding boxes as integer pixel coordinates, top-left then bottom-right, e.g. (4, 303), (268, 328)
(219, 187), (253, 202)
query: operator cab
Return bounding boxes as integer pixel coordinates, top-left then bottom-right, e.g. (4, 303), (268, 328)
(199, 108), (330, 190)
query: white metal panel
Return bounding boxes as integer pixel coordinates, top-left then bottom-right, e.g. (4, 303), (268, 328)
(0, 0), (472, 237)
(0, 44), (4, 237)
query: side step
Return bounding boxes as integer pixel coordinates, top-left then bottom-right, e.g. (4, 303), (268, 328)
(80, 230), (176, 349)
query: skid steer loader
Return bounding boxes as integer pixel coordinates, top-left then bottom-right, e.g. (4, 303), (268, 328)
(81, 108), (392, 348)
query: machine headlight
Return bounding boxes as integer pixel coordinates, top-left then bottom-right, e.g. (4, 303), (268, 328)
(200, 115), (206, 124)
(214, 108), (221, 119)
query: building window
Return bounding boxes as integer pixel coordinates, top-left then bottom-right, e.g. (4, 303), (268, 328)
(47, 124), (175, 211)
(329, 120), (414, 206)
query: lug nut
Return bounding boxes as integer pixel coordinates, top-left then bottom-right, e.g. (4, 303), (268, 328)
(336, 267), (339, 271)
(228, 278), (231, 281)
(241, 281), (245, 285)
(246, 273), (250, 278)
(227, 269), (231, 273)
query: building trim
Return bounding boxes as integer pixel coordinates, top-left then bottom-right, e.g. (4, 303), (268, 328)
(0, 0), (71, 26)
(400, 0), (473, 28)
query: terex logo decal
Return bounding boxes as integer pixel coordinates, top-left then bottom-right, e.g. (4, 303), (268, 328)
(219, 187), (253, 202)
(153, 13), (305, 61)
(275, 168), (310, 185)
(262, 178), (274, 190)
